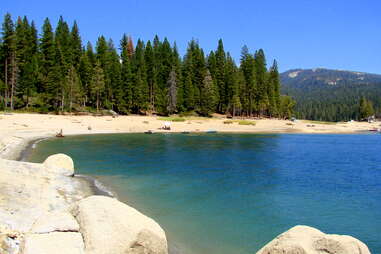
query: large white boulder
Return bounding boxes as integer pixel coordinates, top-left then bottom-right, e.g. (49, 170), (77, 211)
(43, 153), (74, 176)
(72, 195), (168, 254)
(0, 157), (89, 233)
(256, 225), (371, 254)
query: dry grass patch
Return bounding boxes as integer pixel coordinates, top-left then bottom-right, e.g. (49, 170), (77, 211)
(223, 119), (256, 126)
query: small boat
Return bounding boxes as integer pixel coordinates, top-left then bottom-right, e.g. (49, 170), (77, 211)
(144, 130), (154, 134)
(206, 130), (217, 134)
(55, 129), (65, 138)
(182, 131), (190, 134)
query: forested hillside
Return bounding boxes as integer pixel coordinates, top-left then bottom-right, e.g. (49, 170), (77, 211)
(281, 68), (381, 121)
(0, 13), (294, 118)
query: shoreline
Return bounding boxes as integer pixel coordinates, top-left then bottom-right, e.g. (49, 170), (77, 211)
(0, 113), (378, 254)
(3, 131), (189, 254)
(19, 136), (117, 199)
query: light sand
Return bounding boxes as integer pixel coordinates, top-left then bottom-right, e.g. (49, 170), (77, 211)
(0, 113), (380, 159)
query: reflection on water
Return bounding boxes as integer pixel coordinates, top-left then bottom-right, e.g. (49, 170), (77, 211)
(27, 133), (381, 254)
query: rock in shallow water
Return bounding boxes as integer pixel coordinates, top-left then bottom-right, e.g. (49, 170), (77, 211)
(72, 195), (168, 254)
(43, 153), (74, 176)
(256, 225), (371, 254)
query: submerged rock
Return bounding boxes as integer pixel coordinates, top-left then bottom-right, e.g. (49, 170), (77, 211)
(256, 225), (371, 254)
(72, 195), (168, 254)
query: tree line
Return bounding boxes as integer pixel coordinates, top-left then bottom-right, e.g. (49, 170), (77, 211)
(282, 83), (381, 122)
(0, 13), (294, 118)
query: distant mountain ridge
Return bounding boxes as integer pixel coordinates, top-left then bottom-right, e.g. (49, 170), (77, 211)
(280, 68), (381, 121)
(281, 68), (381, 89)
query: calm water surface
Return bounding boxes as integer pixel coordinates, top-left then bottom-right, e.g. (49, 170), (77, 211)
(27, 133), (381, 254)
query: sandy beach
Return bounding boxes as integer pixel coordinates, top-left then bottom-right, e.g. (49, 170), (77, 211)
(1, 113), (380, 160)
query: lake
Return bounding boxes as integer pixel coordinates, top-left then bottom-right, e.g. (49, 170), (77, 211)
(26, 133), (381, 253)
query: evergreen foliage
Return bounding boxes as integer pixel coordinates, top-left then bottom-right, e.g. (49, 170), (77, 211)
(0, 14), (287, 117)
(359, 97), (374, 120)
(281, 68), (381, 121)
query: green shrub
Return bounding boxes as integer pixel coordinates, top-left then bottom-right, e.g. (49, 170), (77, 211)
(238, 120), (256, 126)
(158, 117), (186, 122)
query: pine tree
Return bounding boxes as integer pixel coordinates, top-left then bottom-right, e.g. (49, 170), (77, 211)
(144, 40), (157, 111)
(40, 17), (55, 96)
(167, 68), (177, 114)
(181, 41), (198, 111)
(15, 16), (29, 107)
(95, 36), (110, 106)
(240, 45), (256, 116)
(254, 49), (268, 115)
(200, 70), (217, 116)
(120, 34), (133, 113)
(86, 41), (96, 66)
(19, 55), (38, 108)
(359, 97), (374, 119)
(28, 21), (38, 56)
(154, 38), (173, 114)
(71, 21), (82, 69)
(78, 52), (92, 107)
(66, 65), (82, 111)
(127, 36), (134, 59)
(268, 60), (281, 116)
(2, 13), (17, 110)
(90, 61), (105, 113)
(279, 95), (295, 119)
(54, 41), (66, 111)
(187, 40), (206, 110)
(55, 16), (72, 70)
(95, 36), (108, 70)
(224, 53), (238, 115)
(215, 39), (226, 111)
(105, 39), (122, 110)
(132, 39), (148, 113)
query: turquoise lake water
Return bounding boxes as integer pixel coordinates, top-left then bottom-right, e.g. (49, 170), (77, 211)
(26, 133), (381, 253)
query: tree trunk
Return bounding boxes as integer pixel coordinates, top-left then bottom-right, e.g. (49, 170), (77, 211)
(10, 52), (16, 111)
(4, 59), (8, 110)
(61, 93), (64, 112)
(69, 85), (72, 112)
(96, 91), (99, 113)
(26, 89), (29, 109)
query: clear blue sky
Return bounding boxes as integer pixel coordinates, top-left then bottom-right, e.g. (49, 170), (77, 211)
(2, 0), (380, 74)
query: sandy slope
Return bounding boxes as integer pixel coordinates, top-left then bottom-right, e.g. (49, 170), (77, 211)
(0, 113), (380, 159)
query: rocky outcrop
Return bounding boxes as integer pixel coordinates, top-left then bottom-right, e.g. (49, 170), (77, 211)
(0, 154), (169, 254)
(22, 232), (84, 254)
(31, 212), (79, 234)
(256, 225), (371, 254)
(72, 195), (168, 254)
(0, 157), (90, 233)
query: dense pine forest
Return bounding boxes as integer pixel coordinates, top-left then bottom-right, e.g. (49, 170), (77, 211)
(281, 69), (381, 121)
(0, 14), (294, 118)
